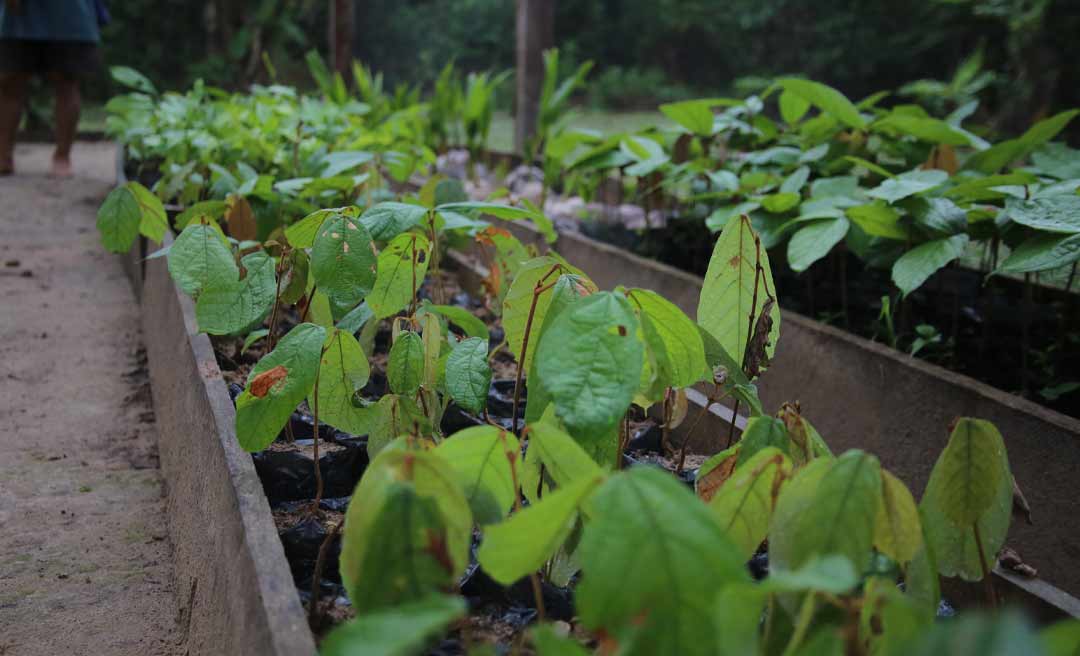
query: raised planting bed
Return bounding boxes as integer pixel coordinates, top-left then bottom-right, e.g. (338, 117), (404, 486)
(487, 217), (1080, 601)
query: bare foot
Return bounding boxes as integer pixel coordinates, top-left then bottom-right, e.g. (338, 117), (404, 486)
(49, 156), (73, 178)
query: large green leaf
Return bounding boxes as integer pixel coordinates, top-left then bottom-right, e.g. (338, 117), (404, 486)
(524, 274), (593, 423)
(709, 447), (792, 558)
(1004, 195), (1080, 234)
(896, 610), (1041, 656)
(873, 114), (970, 146)
(195, 251), (277, 335)
(770, 450), (882, 574)
(97, 181), (167, 252)
(874, 470), (923, 564)
(779, 89), (810, 124)
(340, 448), (472, 613)
(360, 202), (429, 242)
(737, 417), (792, 465)
(312, 328), (372, 435)
(788, 217), (850, 272)
(908, 197), (968, 236)
(576, 467), (749, 656)
(658, 99), (716, 136)
(867, 169), (949, 204)
(445, 337), (491, 414)
(966, 109), (1079, 173)
(388, 332), (425, 396)
(320, 595), (466, 656)
(167, 223), (236, 297)
(697, 215), (781, 370)
(892, 234), (969, 297)
(435, 426), (518, 524)
(284, 206), (359, 249)
(503, 257), (593, 373)
(996, 232), (1080, 274)
(846, 202), (912, 240)
(311, 211), (377, 319)
(534, 292), (643, 439)
(368, 232), (431, 319)
(920, 418), (1012, 581)
(234, 323), (325, 451)
(627, 288), (706, 390)
(520, 420), (605, 504)
(778, 79), (865, 129)
(478, 474), (601, 585)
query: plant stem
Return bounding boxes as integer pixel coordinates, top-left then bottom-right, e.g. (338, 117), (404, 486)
(307, 520), (342, 630)
(725, 400), (741, 449)
(511, 266), (560, 435)
(311, 364), (324, 512)
(503, 429), (546, 621)
(299, 284), (318, 324)
(973, 523), (998, 608)
(782, 592), (818, 656)
(267, 252), (287, 351)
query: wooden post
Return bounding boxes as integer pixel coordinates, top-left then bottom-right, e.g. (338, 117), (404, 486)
(514, 0), (555, 155)
(329, 0), (354, 77)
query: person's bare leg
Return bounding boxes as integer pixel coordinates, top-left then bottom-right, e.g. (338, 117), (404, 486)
(50, 74), (80, 177)
(0, 73), (30, 175)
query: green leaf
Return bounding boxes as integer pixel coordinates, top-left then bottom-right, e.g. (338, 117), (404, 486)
(778, 78), (865, 129)
(503, 257), (592, 373)
(195, 251), (277, 335)
(167, 224), (236, 297)
(770, 451), (882, 575)
(697, 215), (781, 369)
(788, 218), (850, 272)
(892, 235), (969, 297)
(524, 275), (594, 423)
(520, 420), (605, 504)
(175, 200), (228, 230)
(759, 554), (858, 594)
(531, 624), (591, 656)
(874, 470), (923, 564)
(967, 110), (1080, 173)
(627, 289), (706, 389)
(366, 395), (430, 460)
(577, 467), (749, 656)
(336, 301), (374, 334)
(445, 337), (491, 414)
(709, 447), (792, 558)
(1032, 143), (1080, 180)
(1004, 195), (1080, 234)
(737, 417), (792, 465)
(897, 610), (1040, 656)
(110, 66), (157, 94)
(997, 232), (1080, 274)
(761, 192), (801, 214)
(360, 202), (429, 242)
(658, 99), (716, 136)
(285, 206), (358, 249)
(779, 89), (810, 124)
(873, 114), (971, 146)
(97, 182), (167, 252)
(908, 197), (968, 236)
(320, 595), (466, 656)
(477, 475), (601, 585)
(339, 448), (472, 613)
(846, 202), (911, 240)
(534, 292), (643, 439)
(424, 304), (489, 341)
(867, 169), (948, 204)
(920, 418), (1012, 581)
(234, 323), (325, 451)
(241, 329), (268, 354)
(435, 426), (518, 524)
(311, 211), (377, 319)
(312, 329), (373, 435)
(925, 418), (1009, 525)
(368, 232), (431, 319)
(388, 332), (425, 396)
(1039, 619), (1080, 656)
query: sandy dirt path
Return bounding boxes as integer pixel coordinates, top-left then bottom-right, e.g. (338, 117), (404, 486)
(0, 143), (181, 655)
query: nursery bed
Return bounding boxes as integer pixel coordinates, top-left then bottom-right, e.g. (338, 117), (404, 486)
(483, 217), (1080, 601)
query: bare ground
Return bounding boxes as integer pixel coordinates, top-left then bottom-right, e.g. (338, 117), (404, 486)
(0, 143), (181, 655)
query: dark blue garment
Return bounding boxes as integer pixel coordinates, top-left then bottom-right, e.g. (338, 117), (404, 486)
(0, 0), (100, 42)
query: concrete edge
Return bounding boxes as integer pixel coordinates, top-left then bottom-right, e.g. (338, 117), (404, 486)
(115, 150), (317, 654)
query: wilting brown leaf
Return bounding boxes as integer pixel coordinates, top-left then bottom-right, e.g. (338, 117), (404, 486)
(744, 297), (775, 379)
(225, 194), (258, 242)
(923, 145), (958, 175)
(249, 365), (288, 398)
(777, 401), (811, 462)
(667, 387), (688, 430)
(696, 450), (739, 503)
(1012, 477), (1033, 525)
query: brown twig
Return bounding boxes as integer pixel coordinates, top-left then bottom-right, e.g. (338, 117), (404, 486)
(973, 523), (998, 608)
(307, 520), (343, 630)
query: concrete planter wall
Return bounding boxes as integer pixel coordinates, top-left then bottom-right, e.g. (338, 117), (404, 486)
(484, 219), (1080, 605)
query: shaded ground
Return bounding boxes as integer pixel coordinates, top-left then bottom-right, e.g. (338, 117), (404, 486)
(0, 143), (181, 655)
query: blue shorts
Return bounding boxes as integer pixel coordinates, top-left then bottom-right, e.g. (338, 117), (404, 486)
(0, 39), (100, 76)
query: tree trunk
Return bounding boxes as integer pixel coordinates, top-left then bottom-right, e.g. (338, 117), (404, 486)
(514, 0), (555, 155)
(329, 0), (355, 77)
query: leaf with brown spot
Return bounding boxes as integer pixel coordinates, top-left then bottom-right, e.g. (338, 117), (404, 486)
(695, 446), (740, 502)
(225, 194), (258, 241)
(249, 365), (289, 398)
